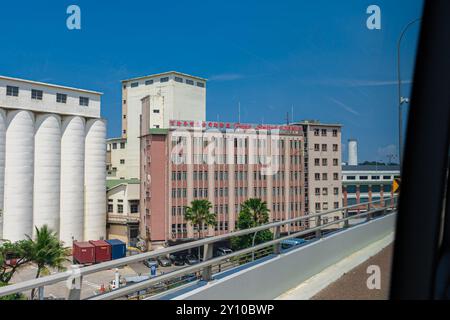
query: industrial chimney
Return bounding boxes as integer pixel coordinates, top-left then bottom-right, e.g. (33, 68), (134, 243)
(348, 139), (358, 166)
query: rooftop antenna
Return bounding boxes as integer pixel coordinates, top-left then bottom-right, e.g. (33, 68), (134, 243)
(217, 113), (220, 122)
(291, 105), (294, 123)
(238, 102), (241, 123)
(286, 112), (290, 125)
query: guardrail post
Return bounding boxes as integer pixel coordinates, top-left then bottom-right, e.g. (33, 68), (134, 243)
(201, 244), (214, 282)
(67, 275), (83, 300)
(315, 214), (322, 239)
(344, 209), (349, 228)
(67, 265), (83, 300)
(273, 226), (282, 255)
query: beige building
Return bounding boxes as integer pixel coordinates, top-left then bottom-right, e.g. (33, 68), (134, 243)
(122, 71), (207, 180)
(106, 137), (128, 179)
(106, 179), (140, 245)
(296, 121), (343, 226)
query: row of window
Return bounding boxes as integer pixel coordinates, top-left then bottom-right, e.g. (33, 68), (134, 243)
(313, 144), (339, 152)
(314, 158), (339, 166)
(314, 187), (340, 196)
(345, 175), (400, 181)
(314, 172), (340, 181)
(344, 184), (392, 193)
(314, 201), (340, 211)
(107, 203), (139, 214)
(175, 137), (301, 149)
(5, 86), (89, 106)
(313, 128), (339, 137)
(171, 170), (301, 182)
(110, 142), (126, 149)
(128, 77), (205, 89)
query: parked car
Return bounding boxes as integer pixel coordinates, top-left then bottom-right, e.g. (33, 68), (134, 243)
(215, 247), (233, 257)
(157, 256), (172, 267)
(281, 238), (307, 250)
(184, 254), (199, 265)
(172, 255), (185, 266)
(143, 258), (158, 268)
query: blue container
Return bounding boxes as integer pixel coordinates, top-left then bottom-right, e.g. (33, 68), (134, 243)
(106, 239), (126, 260)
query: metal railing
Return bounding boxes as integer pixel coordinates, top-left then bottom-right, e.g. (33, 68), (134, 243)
(0, 195), (398, 300)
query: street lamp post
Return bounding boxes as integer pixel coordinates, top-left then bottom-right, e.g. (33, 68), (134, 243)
(397, 18), (421, 172)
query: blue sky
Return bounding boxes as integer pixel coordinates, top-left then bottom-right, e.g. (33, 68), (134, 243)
(0, 0), (424, 162)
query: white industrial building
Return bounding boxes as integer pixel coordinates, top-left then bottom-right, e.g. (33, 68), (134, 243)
(121, 71), (207, 179)
(0, 75), (106, 244)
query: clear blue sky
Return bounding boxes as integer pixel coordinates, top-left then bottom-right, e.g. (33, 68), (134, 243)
(0, 0), (424, 162)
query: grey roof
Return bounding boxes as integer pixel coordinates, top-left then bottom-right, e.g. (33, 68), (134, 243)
(342, 165), (400, 172)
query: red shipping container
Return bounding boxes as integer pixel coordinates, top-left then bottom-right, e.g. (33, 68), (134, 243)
(73, 242), (95, 264)
(89, 240), (112, 263)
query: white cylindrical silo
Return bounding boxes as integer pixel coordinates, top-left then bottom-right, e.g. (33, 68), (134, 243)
(3, 110), (35, 241)
(84, 119), (107, 240)
(348, 139), (358, 166)
(0, 109), (6, 240)
(33, 114), (61, 237)
(60, 116), (85, 245)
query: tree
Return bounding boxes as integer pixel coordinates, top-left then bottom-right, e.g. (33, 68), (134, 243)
(25, 225), (70, 299)
(231, 198), (273, 251)
(184, 199), (217, 239)
(0, 240), (33, 285)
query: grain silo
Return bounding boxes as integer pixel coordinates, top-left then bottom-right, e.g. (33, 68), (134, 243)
(33, 114), (61, 236)
(3, 110), (35, 241)
(60, 116), (86, 245)
(84, 119), (107, 240)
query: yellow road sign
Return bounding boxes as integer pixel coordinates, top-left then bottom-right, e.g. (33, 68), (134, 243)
(393, 178), (401, 193)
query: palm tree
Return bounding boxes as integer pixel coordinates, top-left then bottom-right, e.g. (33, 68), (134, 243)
(241, 198), (270, 225)
(26, 225), (70, 299)
(184, 199), (217, 239)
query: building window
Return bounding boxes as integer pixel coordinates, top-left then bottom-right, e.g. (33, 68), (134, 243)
(323, 202), (328, 210)
(333, 144), (338, 152)
(314, 129), (320, 136)
(108, 204), (113, 213)
(79, 96), (89, 106)
(333, 173), (339, 180)
(120, 159), (125, 164)
(346, 176), (356, 180)
(174, 77), (183, 83)
(322, 144), (327, 152)
(322, 173), (328, 181)
(360, 176), (368, 180)
(56, 93), (67, 103)
(315, 173), (320, 181)
(334, 202), (339, 209)
(314, 144), (320, 151)
(145, 79), (154, 85)
(186, 79), (194, 85)
(6, 85), (19, 97)
(197, 82), (205, 88)
(160, 77), (169, 83)
(130, 202), (139, 213)
(117, 204), (123, 213)
(153, 109), (160, 113)
(315, 188), (320, 196)
(321, 129), (327, 136)
(112, 143), (117, 149)
(131, 82), (139, 88)
(322, 188), (328, 195)
(315, 203), (321, 211)
(383, 175), (391, 180)
(314, 158), (320, 166)
(334, 187), (339, 195)
(332, 129), (338, 137)
(333, 158), (338, 166)
(31, 89), (43, 100)
(322, 158), (328, 166)
(372, 175), (380, 180)
(120, 142), (125, 149)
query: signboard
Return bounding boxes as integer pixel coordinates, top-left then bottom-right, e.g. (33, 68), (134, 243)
(393, 178), (401, 193)
(169, 120), (302, 133)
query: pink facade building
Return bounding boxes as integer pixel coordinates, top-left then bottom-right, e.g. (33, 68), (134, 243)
(140, 97), (342, 247)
